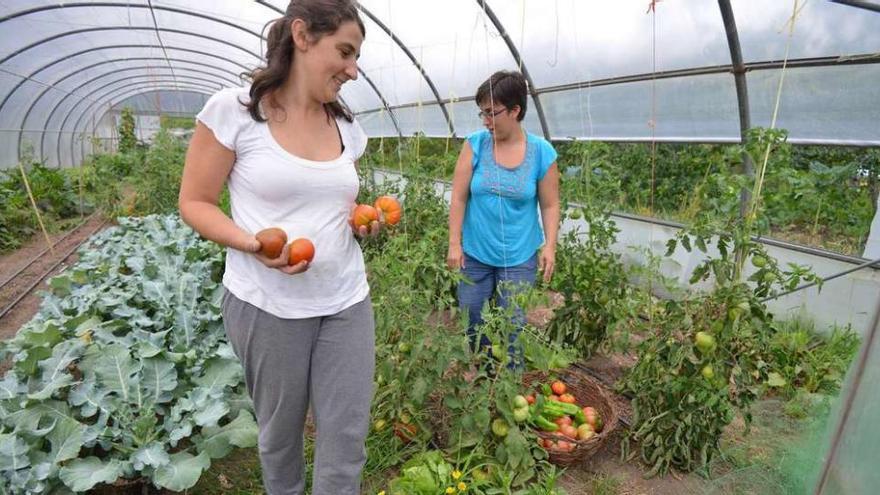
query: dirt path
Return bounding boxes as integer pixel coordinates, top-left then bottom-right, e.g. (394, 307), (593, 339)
(0, 213), (109, 341)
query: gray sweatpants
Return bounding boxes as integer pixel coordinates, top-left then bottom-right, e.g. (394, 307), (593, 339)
(221, 290), (376, 495)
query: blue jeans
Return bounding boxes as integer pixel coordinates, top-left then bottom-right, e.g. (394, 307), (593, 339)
(458, 253), (537, 369)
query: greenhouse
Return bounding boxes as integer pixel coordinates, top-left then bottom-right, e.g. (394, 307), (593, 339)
(1, 0), (879, 493)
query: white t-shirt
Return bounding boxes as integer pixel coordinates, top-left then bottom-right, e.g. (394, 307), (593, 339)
(196, 86), (370, 319)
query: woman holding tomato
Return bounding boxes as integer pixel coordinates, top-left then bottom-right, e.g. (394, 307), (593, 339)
(179, 1), (380, 493)
(447, 70), (561, 370)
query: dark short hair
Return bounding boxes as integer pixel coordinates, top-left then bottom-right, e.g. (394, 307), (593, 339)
(475, 70), (528, 122)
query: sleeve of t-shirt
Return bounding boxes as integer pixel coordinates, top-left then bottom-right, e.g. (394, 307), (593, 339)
(466, 131), (486, 169)
(345, 117), (369, 161)
(536, 138), (558, 180)
(196, 88), (249, 151)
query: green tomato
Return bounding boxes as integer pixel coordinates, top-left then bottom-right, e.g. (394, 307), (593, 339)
(513, 395), (529, 409)
(701, 365), (715, 380)
(751, 255), (768, 268)
(397, 342), (411, 354)
(728, 308), (743, 321)
(762, 271), (776, 283)
(491, 344), (508, 364)
(491, 418), (510, 437)
(569, 209), (583, 220)
(513, 406), (530, 423)
(694, 332), (717, 354)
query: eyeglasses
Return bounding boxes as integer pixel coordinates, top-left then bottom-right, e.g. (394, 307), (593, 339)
(478, 107), (507, 119)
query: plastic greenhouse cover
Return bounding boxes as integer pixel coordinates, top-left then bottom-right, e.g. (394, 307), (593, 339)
(118, 90), (210, 116)
(1, 0), (879, 169)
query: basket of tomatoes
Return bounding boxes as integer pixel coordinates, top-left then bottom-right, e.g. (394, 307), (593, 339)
(521, 367), (619, 465)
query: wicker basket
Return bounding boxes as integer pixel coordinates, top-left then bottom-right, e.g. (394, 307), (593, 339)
(522, 366), (619, 466)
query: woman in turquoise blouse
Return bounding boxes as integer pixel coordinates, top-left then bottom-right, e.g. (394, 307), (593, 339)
(447, 70), (561, 370)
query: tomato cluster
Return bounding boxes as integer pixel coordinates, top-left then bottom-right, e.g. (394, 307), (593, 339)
(255, 228), (315, 265)
(351, 195), (403, 227)
(527, 380), (604, 453)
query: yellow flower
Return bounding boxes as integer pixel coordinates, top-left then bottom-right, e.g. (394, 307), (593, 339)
(458, 481), (467, 491)
(446, 487), (456, 494)
(377, 492), (385, 495)
(452, 470), (462, 480)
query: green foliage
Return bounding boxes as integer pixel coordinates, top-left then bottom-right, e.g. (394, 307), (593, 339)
(387, 451), (454, 494)
(0, 215), (257, 493)
(360, 172), (461, 310)
(0, 163), (91, 252)
(545, 205), (631, 356)
(766, 318), (860, 398)
(619, 284), (771, 476)
(358, 170), (567, 492)
(78, 149), (145, 215)
(361, 133), (462, 179)
(160, 114), (196, 130)
(560, 130), (877, 255)
(619, 203), (826, 477)
(126, 129), (187, 215)
(383, 133), (878, 255)
(118, 107), (137, 154)
(3, 130), (867, 493)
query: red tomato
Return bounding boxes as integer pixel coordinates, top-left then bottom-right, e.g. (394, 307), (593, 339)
(288, 238), (315, 265)
(256, 228), (287, 259)
(554, 416), (573, 427)
(374, 196), (402, 225)
(351, 204), (379, 228)
(577, 424), (596, 441)
(393, 422), (418, 443)
(559, 393), (576, 404)
(583, 407), (602, 431)
(560, 425), (579, 439)
(551, 381), (567, 395)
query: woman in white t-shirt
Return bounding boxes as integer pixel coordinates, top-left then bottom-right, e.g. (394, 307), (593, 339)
(178, 1), (380, 493)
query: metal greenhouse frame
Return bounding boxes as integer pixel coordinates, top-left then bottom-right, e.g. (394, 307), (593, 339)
(1, 2), (879, 494)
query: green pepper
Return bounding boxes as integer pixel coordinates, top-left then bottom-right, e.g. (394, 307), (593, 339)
(540, 406), (565, 420)
(544, 400), (581, 416)
(534, 415), (559, 432)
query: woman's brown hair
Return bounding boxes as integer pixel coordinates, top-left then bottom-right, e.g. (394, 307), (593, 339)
(243, 0), (365, 123)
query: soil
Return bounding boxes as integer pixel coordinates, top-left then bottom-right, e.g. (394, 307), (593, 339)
(0, 214), (109, 374)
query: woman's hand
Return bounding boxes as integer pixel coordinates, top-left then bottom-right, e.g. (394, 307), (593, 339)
(538, 245), (556, 283)
(447, 244), (465, 270)
(249, 236), (310, 275)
